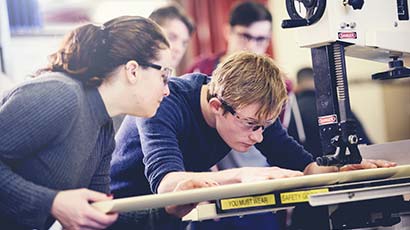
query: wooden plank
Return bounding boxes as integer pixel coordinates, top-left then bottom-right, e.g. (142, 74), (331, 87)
(92, 165), (410, 213)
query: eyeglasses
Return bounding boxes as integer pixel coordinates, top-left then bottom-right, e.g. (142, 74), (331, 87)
(140, 62), (172, 85)
(219, 98), (275, 132)
(233, 31), (271, 45)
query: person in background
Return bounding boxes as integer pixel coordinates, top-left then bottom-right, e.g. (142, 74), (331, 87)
(287, 67), (372, 230)
(111, 51), (394, 230)
(112, 4), (195, 132)
(186, 2), (280, 228)
(149, 4), (195, 70)
(187, 1), (272, 75)
(0, 15), (214, 230)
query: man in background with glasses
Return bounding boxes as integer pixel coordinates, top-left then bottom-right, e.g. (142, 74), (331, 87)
(110, 52), (394, 229)
(187, 1), (272, 75)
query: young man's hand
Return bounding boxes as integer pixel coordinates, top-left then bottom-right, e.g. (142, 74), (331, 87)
(304, 159), (397, 175)
(238, 166), (304, 183)
(339, 159), (397, 171)
(165, 179), (219, 217)
(51, 188), (118, 230)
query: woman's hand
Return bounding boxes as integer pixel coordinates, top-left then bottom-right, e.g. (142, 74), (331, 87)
(164, 179), (219, 218)
(51, 188), (118, 230)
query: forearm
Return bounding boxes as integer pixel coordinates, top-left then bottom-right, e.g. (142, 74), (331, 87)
(303, 162), (339, 175)
(157, 169), (241, 194)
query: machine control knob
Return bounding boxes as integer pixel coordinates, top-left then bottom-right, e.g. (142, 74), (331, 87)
(348, 135), (358, 144)
(347, 0), (364, 10)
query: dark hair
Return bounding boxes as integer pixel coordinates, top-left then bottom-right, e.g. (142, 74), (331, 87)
(296, 67), (314, 84)
(38, 16), (170, 86)
(149, 4), (195, 35)
(229, 1), (272, 27)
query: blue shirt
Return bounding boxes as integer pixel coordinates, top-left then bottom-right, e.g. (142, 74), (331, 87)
(110, 73), (314, 197)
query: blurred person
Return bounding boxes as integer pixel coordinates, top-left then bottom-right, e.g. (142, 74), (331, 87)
(110, 52), (394, 230)
(149, 4), (195, 69)
(0, 15), (214, 230)
(187, 1), (272, 75)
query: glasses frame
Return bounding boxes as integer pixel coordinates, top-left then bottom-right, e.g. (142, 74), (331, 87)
(218, 97), (275, 132)
(139, 62), (172, 85)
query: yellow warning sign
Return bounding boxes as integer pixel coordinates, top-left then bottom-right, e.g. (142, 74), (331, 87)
(280, 188), (329, 204)
(220, 194), (276, 210)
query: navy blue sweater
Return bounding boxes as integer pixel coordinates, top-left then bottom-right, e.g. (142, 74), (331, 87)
(111, 73), (314, 198)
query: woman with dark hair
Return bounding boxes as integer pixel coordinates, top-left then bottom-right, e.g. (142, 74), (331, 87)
(112, 4), (195, 133)
(0, 16), (215, 230)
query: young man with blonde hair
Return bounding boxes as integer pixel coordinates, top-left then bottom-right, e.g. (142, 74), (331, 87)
(110, 52), (394, 229)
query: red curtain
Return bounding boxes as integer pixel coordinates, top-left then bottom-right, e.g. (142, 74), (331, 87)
(185, 0), (234, 57)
